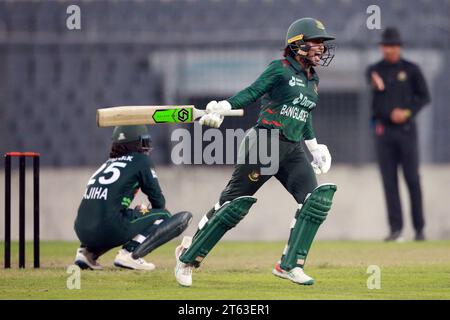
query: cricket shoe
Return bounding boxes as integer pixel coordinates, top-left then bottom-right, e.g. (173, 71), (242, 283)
(174, 236), (193, 287)
(414, 230), (426, 241)
(74, 247), (103, 270)
(384, 231), (405, 243)
(113, 249), (155, 271)
(272, 262), (315, 285)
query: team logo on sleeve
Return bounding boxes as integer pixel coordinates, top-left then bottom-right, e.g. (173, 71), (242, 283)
(151, 169), (158, 178)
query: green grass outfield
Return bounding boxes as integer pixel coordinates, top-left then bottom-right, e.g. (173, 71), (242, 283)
(1, 241), (449, 299)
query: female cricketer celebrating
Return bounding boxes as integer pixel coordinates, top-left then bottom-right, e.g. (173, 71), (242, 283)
(175, 18), (337, 286)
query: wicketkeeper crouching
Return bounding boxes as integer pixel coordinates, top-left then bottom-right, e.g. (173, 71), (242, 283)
(74, 125), (192, 270)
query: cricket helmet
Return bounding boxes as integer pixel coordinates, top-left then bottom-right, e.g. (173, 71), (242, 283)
(112, 125), (151, 150)
(285, 18), (336, 66)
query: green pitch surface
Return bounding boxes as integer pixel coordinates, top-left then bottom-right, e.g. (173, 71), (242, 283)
(1, 241), (450, 300)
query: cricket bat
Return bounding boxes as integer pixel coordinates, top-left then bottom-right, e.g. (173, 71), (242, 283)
(96, 105), (244, 127)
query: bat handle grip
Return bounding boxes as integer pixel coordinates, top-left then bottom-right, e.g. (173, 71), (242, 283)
(218, 109), (244, 117)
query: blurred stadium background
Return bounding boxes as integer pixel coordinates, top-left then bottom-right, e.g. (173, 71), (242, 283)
(0, 0), (449, 241)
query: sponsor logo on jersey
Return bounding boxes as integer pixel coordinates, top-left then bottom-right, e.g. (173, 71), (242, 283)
(289, 76), (305, 87)
(292, 92), (316, 109)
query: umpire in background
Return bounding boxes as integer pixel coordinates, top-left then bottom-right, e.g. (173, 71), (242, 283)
(367, 27), (430, 242)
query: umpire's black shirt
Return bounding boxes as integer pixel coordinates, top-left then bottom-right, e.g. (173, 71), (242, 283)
(367, 59), (430, 125)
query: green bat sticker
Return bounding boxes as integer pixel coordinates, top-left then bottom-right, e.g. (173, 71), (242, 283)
(152, 108), (193, 124)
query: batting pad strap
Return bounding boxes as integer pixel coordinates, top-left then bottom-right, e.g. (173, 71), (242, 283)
(132, 234), (147, 243)
(132, 211), (192, 259)
(179, 196), (257, 267)
(280, 184), (337, 271)
(198, 215), (209, 230)
(289, 218), (297, 229)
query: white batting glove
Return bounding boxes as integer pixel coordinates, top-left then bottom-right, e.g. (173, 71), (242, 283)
(205, 100), (232, 114)
(199, 100), (233, 128)
(199, 112), (224, 128)
(305, 138), (332, 175)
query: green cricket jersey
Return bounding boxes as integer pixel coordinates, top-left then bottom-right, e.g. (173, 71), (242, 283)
(77, 152), (165, 220)
(227, 56), (319, 142)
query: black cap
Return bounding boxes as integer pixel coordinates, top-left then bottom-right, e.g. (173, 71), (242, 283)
(380, 27), (403, 46)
